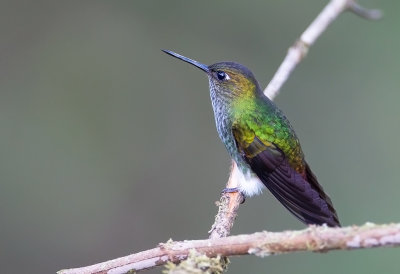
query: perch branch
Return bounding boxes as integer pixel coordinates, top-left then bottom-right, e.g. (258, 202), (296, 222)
(208, 162), (244, 239)
(58, 223), (400, 274)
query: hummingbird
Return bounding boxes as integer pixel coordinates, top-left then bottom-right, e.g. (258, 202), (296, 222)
(162, 50), (340, 227)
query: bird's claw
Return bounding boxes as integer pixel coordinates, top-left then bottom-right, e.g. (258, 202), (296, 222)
(221, 187), (240, 194)
(221, 187), (246, 204)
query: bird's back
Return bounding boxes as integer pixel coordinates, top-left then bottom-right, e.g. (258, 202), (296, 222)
(232, 95), (305, 173)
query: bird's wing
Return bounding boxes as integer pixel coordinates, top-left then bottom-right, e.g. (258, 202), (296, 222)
(232, 127), (340, 227)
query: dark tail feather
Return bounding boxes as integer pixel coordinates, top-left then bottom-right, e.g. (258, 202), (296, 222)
(248, 147), (341, 227)
(304, 163), (341, 227)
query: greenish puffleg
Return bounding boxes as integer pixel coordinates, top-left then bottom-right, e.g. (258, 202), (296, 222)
(163, 49), (340, 227)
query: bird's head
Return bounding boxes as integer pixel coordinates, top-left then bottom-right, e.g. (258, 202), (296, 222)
(162, 50), (261, 101)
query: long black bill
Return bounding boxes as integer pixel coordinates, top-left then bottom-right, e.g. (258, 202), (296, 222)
(162, 49), (209, 73)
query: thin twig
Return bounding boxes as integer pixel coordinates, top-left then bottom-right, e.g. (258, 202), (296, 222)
(347, 1), (382, 20)
(264, 0), (381, 100)
(58, 223), (400, 274)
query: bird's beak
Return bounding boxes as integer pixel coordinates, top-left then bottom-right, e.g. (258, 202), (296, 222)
(162, 50), (210, 73)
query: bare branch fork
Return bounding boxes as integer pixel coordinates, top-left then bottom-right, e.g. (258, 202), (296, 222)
(58, 0), (383, 273)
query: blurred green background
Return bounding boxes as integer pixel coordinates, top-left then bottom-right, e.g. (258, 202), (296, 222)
(1, 0), (399, 273)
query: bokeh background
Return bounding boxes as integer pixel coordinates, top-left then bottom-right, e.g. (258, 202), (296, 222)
(1, 0), (399, 273)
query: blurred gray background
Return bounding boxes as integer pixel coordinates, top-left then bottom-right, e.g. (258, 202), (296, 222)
(1, 0), (399, 273)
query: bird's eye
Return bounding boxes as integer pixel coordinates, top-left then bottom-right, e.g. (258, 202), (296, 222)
(216, 71), (226, 80)
(216, 71), (230, 81)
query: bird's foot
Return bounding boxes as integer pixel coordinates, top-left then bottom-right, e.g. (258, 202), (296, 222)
(221, 187), (240, 193)
(221, 187), (246, 204)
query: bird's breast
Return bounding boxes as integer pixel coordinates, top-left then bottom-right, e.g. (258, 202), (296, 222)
(212, 102), (234, 152)
(210, 95), (252, 175)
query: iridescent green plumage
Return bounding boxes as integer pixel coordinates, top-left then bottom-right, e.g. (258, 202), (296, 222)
(163, 50), (340, 227)
(231, 93), (304, 173)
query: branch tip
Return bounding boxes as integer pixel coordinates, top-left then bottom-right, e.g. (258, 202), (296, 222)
(347, 1), (383, 20)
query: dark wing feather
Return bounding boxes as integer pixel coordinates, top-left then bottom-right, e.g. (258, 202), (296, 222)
(234, 130), (340, 227)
